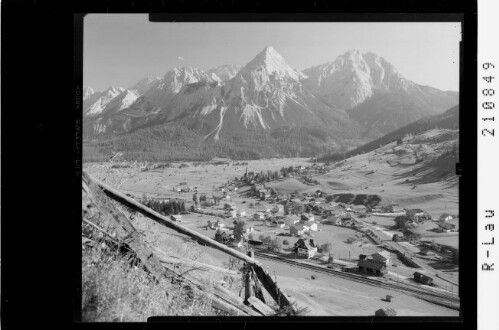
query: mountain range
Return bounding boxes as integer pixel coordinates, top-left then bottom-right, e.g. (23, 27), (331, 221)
(83, 46), (458, 160)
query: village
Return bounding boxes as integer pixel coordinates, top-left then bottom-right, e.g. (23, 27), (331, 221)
(91, 156), (459, 293)
(195, 165), (458, 290)
(84, 138), (460, 316)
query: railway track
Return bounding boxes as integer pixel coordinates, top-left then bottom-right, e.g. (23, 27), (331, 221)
(254, 251), (460, 310)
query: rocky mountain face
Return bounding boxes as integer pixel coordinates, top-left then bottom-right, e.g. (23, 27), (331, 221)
(83, 67), (217, 138)
(302, 50), (458, 138)
(83, 47), (458, 157)
(83, 86), (127, 116)
(153, 46), (358, 141)
(206, 64), (242, 81)
(84, 47), (361, 140)
(128, 77), (162, 95)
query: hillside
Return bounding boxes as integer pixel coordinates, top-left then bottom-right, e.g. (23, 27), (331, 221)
(83, 122), (364, 162)
(318, 105), (459, 163)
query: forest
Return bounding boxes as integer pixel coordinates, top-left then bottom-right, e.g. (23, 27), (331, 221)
(82, 122), (361, 163)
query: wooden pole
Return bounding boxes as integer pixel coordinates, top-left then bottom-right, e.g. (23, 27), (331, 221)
(250, 266), (266, 304)
(244, 251), (255, 302)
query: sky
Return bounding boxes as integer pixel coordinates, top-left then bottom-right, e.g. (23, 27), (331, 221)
(84, 14), (461, 92)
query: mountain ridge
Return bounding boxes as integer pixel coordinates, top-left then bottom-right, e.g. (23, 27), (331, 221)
(83, 46), (458, 159)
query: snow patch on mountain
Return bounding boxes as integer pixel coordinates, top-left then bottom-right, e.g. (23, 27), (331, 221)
(206, 64), (242, 81)
(84, 86), (126, 116)
(302, 50), (415, 109)
(129, 77), (162, 95)
(116, 90), (140, 111)
(239, 46), (302, 83)
(83, 86), (95, 100)
(142, 66), (218, 108)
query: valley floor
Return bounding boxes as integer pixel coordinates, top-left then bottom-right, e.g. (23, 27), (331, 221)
(83, 150), (459, 316)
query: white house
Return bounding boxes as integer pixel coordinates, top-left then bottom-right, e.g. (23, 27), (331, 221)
(439, 214), (453, 222)
(294, 238), (317, 258)
(272, 205), (284, 215)
(290, 224), (307, 236)
(303, 220), (318, 231)
(237, 209), (246, 217)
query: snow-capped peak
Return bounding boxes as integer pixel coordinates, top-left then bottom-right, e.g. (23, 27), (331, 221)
(206, 64), (242, 81)
(117, 89), (140, 110)
(83, 86), (95, 100)
(302, 51), (413, 109)
(107, 86), (126, 94)
(241, 46), (301, 81)
(129, 77), (162, 95)
(84, 86), (127, 116)
(162, 67), (213, 91)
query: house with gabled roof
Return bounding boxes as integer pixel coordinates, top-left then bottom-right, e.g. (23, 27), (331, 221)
(290, 223), (307, 236)
(403, 229), (421, 241)
(352, 205), (367, 213)
(294, 238), (317, 258)
(300, 213), (315, 222)
(170, 214), (183, 222)
(438, 222), (456, 232)
(283, 214), (301, 226)
(303, 220), (318, 231)
(258, 189), (270, 201)
(371, 251), (391, 265)
(271, 204), (284, 215)
(358, 255), (387, 276)
(383, 203), (404, 213)
(272, 219), (286, 228)
(439, 213), (454, 222)
(413, 272), (434, 285)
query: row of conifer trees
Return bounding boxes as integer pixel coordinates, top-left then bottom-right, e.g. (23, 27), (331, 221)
(140, 198), (186, 215)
